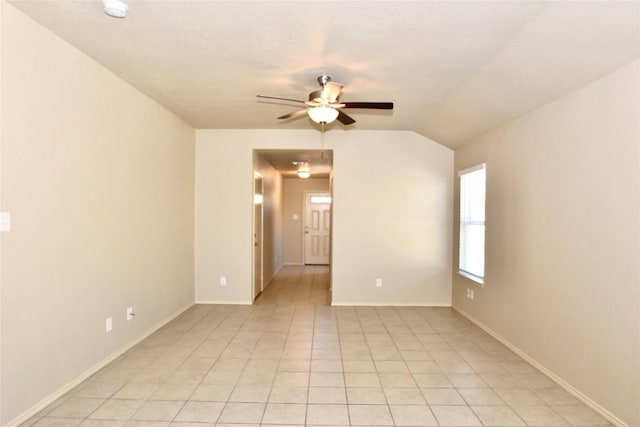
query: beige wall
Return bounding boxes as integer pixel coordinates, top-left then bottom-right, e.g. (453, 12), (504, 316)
(283, 178), (330, 265)
(331, 132), (454, 305)
(452, 60), (639, 426)
(1, 5), (195, 424)
(195, 129), (453, 305)
(253, 152), (284, 287)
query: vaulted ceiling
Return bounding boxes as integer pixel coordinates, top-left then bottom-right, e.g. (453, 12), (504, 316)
(9, 0), (639, 149)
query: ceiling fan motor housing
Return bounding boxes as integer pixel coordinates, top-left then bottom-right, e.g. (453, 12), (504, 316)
(309, 90), (324, 103)
(310, 76), (333, 103)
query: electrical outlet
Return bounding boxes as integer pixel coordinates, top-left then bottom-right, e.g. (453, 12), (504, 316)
(375, 278), (382, 288)
(126, 307), (135, 321)
(470, 288), (474, 300)
(106, 317), (112, 332)
(220, 276), (227, 286)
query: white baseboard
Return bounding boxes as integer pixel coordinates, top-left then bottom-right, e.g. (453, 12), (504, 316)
(4, 303), (194, 427)
(453, 306), (628, 427)
(194, 300), (252, 305)
(331, 302), (452, 307)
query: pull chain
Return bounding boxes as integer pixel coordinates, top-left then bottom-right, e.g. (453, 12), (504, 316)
(321, 122), (325, 160)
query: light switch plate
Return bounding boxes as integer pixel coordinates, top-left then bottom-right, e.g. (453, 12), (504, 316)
(0, 212), (10, 232)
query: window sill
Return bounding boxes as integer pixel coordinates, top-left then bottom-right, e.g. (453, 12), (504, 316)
(458, 271), (484, 286)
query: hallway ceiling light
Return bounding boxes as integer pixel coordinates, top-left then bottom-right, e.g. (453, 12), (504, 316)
(103, 0), (128, 18)
(297, 170), (311, 179)
(293, 161), (311, 179)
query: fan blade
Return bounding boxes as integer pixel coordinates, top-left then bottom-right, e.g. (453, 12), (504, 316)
(337, 110), (356, 125)
(277, 109), (309, 120)
(342, 102), (394, 109)
(322, 82), (343, 103)
(257, 94), (306, 104)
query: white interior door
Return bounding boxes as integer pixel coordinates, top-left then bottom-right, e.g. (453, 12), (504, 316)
(253, 175), (263, 300)
(304, 192), (331, 265)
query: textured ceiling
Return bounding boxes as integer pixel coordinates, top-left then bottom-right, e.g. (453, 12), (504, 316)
(8, 0), (640, 149)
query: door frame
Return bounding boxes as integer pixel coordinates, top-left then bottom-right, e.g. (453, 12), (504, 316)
(252, 173), (264, 301)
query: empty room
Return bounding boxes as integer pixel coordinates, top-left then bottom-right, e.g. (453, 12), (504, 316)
(0, 1), (638, 427)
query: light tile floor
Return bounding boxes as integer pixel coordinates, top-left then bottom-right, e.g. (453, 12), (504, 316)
(24, 265), (611, 426)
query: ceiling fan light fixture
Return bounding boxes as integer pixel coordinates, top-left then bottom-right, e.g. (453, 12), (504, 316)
(308, 106), (339, 124)
(103, 0), (128, 18)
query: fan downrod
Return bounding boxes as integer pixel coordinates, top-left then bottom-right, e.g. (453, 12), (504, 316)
(317, 75), (332, 87)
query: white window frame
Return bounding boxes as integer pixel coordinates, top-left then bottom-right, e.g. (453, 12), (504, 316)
(458, 163), (486, 285)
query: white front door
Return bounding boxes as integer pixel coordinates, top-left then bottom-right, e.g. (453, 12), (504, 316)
(253, 175), (263, 300)
(304, 192), (331, 265)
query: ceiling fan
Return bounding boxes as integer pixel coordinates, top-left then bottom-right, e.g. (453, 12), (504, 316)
(257, 75), (393, 126)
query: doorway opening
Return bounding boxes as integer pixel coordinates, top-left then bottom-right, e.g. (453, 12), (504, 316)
(253, 149), (333, 305)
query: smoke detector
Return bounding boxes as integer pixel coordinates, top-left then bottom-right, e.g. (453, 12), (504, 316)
(103, 0), (128, 18)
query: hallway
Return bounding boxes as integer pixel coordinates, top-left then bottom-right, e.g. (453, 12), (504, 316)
(257, 265), (330, 306)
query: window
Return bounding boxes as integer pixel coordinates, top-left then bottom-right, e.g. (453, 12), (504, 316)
(310, 196), (332, 204)
(458, 163), (486, 284)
